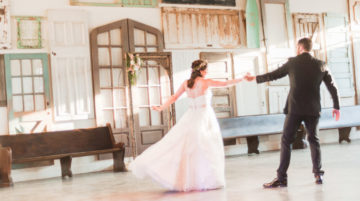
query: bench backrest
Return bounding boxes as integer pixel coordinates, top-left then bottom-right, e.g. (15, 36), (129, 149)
(218, 113), (285, 139)
(0, 125), (114, 160)
(319, 106), (360, 129)
(219, 105), (360, 138)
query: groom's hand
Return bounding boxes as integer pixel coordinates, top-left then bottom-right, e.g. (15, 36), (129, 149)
(245, 75), (256, 81)
(332, 109), (340, 121)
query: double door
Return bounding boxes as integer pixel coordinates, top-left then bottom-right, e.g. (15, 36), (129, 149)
(90, 19), (173, 156)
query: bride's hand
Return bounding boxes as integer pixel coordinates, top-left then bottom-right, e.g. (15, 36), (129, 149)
(244, 73), (255, 81)
(151, 106), (163, 111)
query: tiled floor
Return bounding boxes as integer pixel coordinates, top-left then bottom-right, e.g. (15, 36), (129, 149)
(1, 140), (359, 201)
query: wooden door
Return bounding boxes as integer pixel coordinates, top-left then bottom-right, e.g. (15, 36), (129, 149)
(90, 19), (169, 156)
(90, 20), (133, 156)
(133, 53), (173, 154)
(348, 0), (360, 104)
(48, 10), (94, 121)
(5, 53), (51, 134)
(260, 0), (294, 113)
(232, 51), (267, 115)
(324, 13), (355, 106)
(292, 13), (325, 61)
(200, 52), (236, 118)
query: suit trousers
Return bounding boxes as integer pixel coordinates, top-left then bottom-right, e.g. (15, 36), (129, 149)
(277, 114), (324, 180)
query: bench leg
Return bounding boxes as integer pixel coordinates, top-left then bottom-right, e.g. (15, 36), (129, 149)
(293, 124), (308, 149)
(338, 127), (351, 143)
(246, 136), (260, 154)
(0, 147), (13, 188)
(60, 156), (73, 178)
(113, 150), (126, 172)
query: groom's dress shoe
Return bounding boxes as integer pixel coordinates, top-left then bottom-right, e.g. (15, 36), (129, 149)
(315, 175), (323, 184)
(263, 178), (287, 188)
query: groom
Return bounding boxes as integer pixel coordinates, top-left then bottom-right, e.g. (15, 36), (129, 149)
(247, 38), (340, 187)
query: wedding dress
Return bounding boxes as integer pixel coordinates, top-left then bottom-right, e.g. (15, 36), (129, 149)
(130, 81), (225, 191)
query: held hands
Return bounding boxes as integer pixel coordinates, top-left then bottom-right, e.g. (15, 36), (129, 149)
(332, 109), (340, 121)
(244, 72), (256, 82)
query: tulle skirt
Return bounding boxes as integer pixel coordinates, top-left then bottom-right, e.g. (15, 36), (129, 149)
(130, 106), (225, 191)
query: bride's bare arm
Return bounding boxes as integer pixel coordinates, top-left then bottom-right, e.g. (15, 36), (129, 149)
(206, 78), (244, 87)
(152, 81), (186, 111)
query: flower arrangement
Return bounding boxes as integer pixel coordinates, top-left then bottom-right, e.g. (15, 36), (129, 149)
(125, 53), (142, 85)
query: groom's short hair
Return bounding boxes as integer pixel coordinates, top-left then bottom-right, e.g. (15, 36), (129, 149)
(298, 38), (312, 52)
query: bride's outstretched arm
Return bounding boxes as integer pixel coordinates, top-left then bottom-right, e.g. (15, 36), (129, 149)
(152, 81), (186, 111)
(206, 74), (252, 87)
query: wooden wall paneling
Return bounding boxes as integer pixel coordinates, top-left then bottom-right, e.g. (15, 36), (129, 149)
(162, 7), (243, 49)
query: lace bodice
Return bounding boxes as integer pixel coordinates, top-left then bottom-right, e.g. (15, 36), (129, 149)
(185, 81), (212, 109)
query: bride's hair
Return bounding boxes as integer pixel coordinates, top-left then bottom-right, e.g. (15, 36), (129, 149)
(187, 60), (208, 88)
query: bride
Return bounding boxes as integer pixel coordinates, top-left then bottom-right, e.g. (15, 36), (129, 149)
(130, 59), (251, 191)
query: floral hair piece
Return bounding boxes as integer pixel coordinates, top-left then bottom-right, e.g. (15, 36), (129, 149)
(192, 61), (207, 72)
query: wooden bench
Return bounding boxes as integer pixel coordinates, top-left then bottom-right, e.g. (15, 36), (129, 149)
(218, 105), (360, 154)
(0, 123), (126, 187)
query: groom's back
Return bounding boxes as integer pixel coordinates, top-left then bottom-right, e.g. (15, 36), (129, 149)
(285, 53), (327, 116)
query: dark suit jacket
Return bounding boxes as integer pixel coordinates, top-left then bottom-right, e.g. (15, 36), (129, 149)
(256, 52), (340, 116)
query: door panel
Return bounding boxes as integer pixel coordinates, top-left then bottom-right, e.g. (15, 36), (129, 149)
(232, 51), (267, 115)
(5, 53), (51, 134)
(48, 10), (94, 121)
(348, 0), (360, 104)
(292, 13), (325, 61)
(324, 13), (355, 105)
(133, 53), (173, 154)
(90, 19), (132, 155)
(261, 0), (294, 87)
(269, 86), (289, 114)
(200, 52), (236, 118)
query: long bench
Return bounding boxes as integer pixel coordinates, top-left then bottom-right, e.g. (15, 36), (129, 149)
(218, 105), (360, 154)
(0, 123), (126, 187)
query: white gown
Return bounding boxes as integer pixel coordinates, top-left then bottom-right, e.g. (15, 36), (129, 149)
(130, 84), (225, 191)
